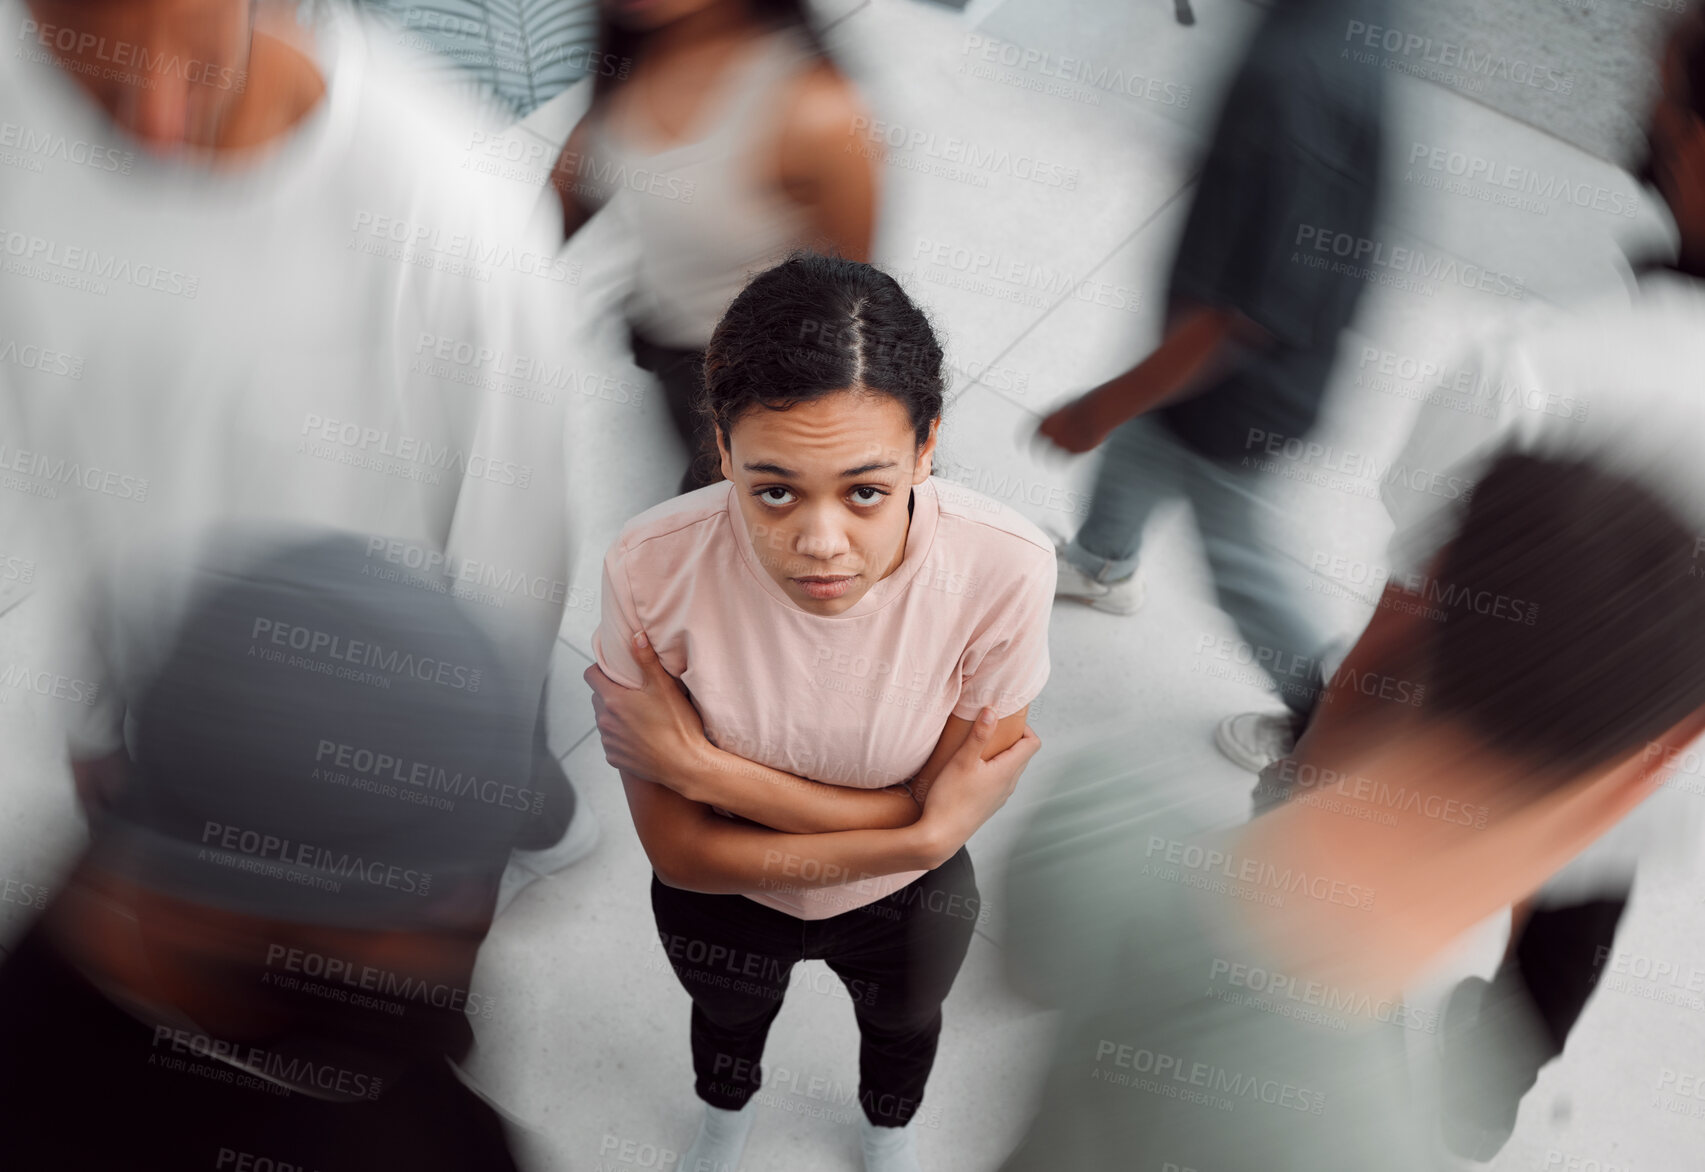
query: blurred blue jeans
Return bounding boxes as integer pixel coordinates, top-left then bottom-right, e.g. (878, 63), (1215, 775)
(1064, 414), (1331, 718)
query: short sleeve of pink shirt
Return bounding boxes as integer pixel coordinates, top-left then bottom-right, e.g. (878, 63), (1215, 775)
(592, 477), (1054, 920)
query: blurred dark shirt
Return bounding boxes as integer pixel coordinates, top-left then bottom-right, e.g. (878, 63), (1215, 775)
(1158, 0), (1389, 461)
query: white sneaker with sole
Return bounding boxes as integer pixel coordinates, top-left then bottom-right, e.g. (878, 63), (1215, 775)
(494, 797), (601, 917)
(1054, 550), (1144, 615)
(1214, 712), (1297, 773)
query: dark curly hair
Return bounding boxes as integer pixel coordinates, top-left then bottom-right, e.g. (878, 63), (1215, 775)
(696, 253), (945, 484)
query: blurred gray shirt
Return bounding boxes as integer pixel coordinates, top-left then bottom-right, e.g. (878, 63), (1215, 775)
(1000, 737), (1438, 1172)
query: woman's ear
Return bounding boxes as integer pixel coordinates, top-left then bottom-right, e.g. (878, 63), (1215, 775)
(914, 418), (941, 483)
(716, 428), (733, 483)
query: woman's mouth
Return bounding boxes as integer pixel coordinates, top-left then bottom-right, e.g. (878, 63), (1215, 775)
(793, 575), (856, 601)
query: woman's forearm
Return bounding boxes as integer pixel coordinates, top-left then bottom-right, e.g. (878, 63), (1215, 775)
(624, 772), (949, 896)
(682, 745), (921, 834)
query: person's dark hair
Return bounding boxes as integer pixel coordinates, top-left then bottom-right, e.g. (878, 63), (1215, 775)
(699, 253), (944, 481)
(1421, 451), (1705, 781)
(591, 0), (830, 106)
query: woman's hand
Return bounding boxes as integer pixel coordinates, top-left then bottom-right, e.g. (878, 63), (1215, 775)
(915, 708), (1042, 865)
(584, 632), (713, 798)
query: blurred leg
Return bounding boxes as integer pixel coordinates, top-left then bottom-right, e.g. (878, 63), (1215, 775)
(1065, 416), (1184, 583)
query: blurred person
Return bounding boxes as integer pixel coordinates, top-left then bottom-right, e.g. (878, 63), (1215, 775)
(549, 0), (880, 494)
(0, 530), (537, 1170)
(1285, 12), (1705, 1158)
(1036, 0), (1388, 772)
(999, 450), (1705, 1171)
(583, 255), (1050, 1172)
(0, 0), (587, 908)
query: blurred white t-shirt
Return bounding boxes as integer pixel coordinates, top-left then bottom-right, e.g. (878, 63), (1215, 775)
(0, 1), (578, 755)
(1381, 270), (1705, 903)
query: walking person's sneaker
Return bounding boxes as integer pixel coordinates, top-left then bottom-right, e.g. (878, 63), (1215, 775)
(861, 1116), (924, 1172)
(679, 1099), (759, 1172)
(494, 798), (601, 917)
(1054, 549), (1144, 615)
(1214, 712), (1298, 773)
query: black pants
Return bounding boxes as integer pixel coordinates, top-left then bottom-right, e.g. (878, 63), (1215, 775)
(0, 926), (521, 1171)
(650, 848), (980, 1127)
(629, 328), (719, 495)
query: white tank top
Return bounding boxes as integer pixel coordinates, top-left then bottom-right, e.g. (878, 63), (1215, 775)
(576, 29), (818, 349)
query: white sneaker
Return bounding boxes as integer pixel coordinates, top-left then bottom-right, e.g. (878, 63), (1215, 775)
(1054, 550), (1144, 615)
(860, 1116), (923, 1172)
(494, 798), (601, 917)
(679, 1100), (758, 1172)
(1214, 712), (1296, 773)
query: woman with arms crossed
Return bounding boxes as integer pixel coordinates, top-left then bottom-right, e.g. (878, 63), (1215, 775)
(584, 255), (1053, 1172)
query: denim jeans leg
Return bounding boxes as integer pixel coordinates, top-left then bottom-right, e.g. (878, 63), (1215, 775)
(1184, 450), (1334, 720)
(1066, 415), (1182, 583)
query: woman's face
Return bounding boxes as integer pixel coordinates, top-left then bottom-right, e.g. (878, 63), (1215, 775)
(719, 390), (938, 617)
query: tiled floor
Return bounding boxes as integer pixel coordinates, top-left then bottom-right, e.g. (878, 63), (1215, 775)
(3, 1), (1702, 1168)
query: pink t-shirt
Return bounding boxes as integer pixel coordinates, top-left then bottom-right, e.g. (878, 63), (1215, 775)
(594, 476), (1054, 919)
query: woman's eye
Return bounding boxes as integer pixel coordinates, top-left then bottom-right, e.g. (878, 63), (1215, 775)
(756, 487), (796, 506)
(850, 486), (888, 506)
